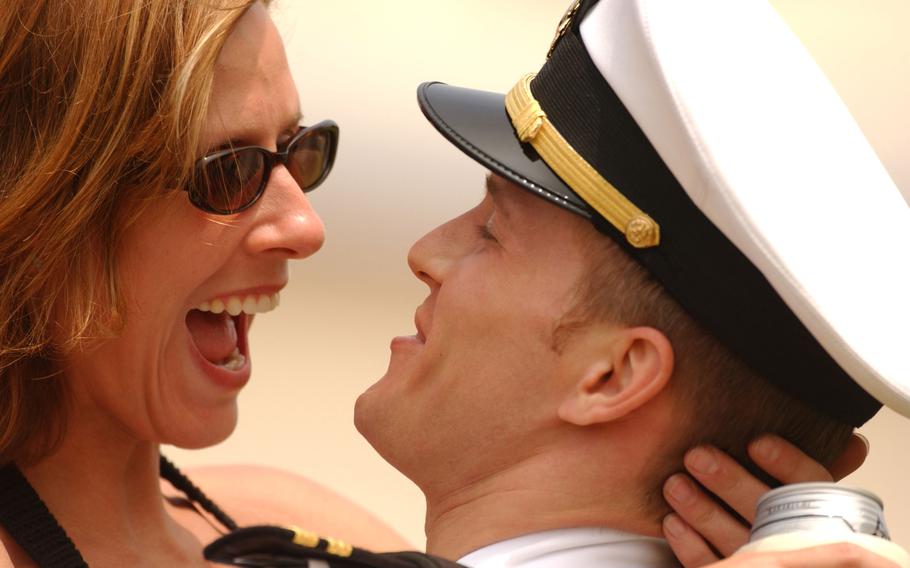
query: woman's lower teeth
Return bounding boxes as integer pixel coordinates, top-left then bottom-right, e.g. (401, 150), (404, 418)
(219, 347), (245, 370)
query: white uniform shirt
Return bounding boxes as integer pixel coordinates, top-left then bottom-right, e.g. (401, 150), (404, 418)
(457, 527), (681, 567)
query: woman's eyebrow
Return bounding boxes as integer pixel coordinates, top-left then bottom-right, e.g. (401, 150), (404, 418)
(205, 111), (304, 153)
(283, 110), (304, 133)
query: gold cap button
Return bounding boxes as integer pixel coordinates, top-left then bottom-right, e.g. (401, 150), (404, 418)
(626, 216), (660, 248)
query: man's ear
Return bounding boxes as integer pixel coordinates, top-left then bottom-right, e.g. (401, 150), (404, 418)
(558, 327), (674, 426)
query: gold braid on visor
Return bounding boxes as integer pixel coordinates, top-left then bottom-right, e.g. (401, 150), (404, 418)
(505, 73), (660, 248)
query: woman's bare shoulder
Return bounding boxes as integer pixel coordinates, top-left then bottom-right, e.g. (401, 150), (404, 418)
(0, 543), (11, 568)
(0, 527), (34, 568)
(172, 464), (413, 552)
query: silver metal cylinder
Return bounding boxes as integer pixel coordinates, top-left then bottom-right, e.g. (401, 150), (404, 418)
(750, 482), (890, 542)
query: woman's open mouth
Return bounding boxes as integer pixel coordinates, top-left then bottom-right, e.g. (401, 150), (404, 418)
(185, 292), (279, 372)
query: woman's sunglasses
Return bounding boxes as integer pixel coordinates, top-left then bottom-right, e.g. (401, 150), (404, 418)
(186, 120), (339, 215)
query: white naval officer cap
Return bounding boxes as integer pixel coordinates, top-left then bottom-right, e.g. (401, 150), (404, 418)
(415, 0), (910, 426)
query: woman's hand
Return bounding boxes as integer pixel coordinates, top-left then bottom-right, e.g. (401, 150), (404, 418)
(662, 433), (869, 567)
(704, 543), (900, 568)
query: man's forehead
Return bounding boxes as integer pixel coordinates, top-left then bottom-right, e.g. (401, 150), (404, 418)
(484, 174), (524, 213)
(484, 173), (593, 242)
(484, 173), (506, 196)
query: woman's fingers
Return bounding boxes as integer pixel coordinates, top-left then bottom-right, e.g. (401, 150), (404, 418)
(681, 446), (772, 523)
(667, 434), (871, 567)
(663, 472), (752, 558)
(828, 433), (870, 481)
(662, 513), (721, 568)
(747, 435), (835, 485)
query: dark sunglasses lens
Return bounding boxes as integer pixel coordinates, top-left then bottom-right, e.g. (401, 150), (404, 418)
(192, 150), (265, 213)
(287, 129), (334, 191)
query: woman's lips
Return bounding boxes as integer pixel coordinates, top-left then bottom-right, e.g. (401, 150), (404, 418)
(184, 286), (281, 391)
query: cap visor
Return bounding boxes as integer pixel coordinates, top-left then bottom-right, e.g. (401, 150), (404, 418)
(417, 82), (593, 218)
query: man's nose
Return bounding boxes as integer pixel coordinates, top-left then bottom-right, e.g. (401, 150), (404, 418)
(245, 165), (325, 259)
(407, 218), (464, 289)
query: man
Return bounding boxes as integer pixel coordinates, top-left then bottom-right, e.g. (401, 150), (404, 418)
(352, 0), (910, 566)
(202, 1), (905, 566)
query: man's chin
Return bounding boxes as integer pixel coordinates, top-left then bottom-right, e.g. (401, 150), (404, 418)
(352, 387), (387, 445)
(353, 389), (420, 479)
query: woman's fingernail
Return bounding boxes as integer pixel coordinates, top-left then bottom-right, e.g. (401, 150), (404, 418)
(663, 514), (686, 539)
(752, 436), (780, 462)
(855, 432), (870, 453)
(687, 447), (719, 475)
(666, 474), (696, 504)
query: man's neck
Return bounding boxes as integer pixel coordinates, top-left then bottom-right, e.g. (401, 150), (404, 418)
(422, 446), (660, 560)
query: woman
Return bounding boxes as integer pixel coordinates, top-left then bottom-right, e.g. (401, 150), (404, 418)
(0, 1), (407, 565)
(0, 0), (883, 567)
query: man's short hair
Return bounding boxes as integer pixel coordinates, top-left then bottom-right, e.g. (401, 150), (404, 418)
(558, 223), (853, 520)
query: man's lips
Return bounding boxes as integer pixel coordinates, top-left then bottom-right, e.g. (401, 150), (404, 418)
(414, 308), (430, 343)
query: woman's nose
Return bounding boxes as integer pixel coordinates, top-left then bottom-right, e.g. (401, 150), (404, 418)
(245, 165), (325, 259)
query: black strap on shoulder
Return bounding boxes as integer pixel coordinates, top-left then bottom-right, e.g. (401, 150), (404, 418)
(159, 455), (238, 532)
(0, 455), (235, 567)
(2, 457), (461, 568)
(0, 462), (88, 568)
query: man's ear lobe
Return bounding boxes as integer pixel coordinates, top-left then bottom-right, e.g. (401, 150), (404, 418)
(557, 327), (674, 426)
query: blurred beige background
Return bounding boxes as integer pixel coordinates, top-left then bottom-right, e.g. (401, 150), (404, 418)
(167, 0), (910, 550)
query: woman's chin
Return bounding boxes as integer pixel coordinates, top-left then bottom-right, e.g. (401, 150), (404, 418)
(160, 403), (239, 450)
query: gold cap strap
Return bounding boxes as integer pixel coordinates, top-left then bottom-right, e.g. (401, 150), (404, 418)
(513, 99), (546, 142)
(290, 526), (320, 548)
(325, 537), (354, 557)
(288, 526), (354, 558)
(505, 73), (660, 248)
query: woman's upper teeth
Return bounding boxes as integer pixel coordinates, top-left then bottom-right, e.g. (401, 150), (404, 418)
(196, 293), (280, 315)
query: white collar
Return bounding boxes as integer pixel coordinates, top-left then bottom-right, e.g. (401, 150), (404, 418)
(457, 527), (680, 567)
